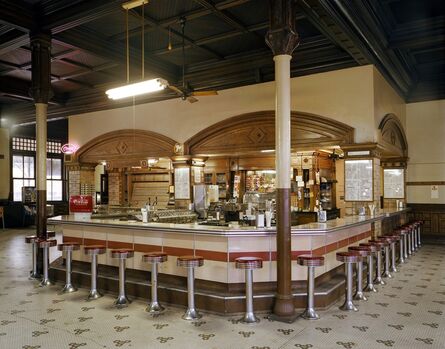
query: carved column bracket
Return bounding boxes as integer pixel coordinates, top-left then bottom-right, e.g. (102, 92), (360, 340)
(265, 0), (300, 56)
(30, 31), (53, 104)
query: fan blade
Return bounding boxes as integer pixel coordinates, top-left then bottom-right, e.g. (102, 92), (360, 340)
(168, 85), (183, 96)
(187, 96), (199, 103)
(190, 90), (218, 96)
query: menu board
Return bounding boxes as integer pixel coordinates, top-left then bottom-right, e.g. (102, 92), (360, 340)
(345, 159), (373, 201)
(383, 168), (405, 199)
(174, 167), (190, 199)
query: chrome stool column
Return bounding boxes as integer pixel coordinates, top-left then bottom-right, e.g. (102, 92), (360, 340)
(142, 252), (168, 314)
(406, 225), (413, 257)
(37, 239), (57, 287)
(349, 246), (371, 301)
(402, 228), (409, 260)
(368, 239), (387, 286)
(177, 255), (204, 320)
(383, 234), (400, 273)
(413, 222), (420, 250)
(417, 221), (423, 247)
(111, 249), (134, 308)
(359, 243), (378, 293)
(396, 229), (406, 264)
(84, 245), (106, 301)
(336, 251), (363, 312)
(58, 242), (80, 293)
(379, 236), (394, 278)
(235, 257), (263, 323)
(297, 255), (324, 320)
(410, 224), (418, 252)
(25, 235), (39, 279)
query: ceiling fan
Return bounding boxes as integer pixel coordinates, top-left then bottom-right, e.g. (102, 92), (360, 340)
(167, 18), (218, 103)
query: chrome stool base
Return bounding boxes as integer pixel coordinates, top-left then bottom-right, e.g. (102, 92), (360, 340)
(60, 284), (77, 294)
(182, 308), (202, 321)
(146, 302), (164, 314)
(301, 308), (320, 320)
(114, 295), (131, 308)
(87, 289), (103, 301)
(240, 312), (260, 324)
(340, 301), (358, 312)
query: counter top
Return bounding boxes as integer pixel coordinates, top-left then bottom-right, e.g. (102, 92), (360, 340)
(48, 208), (409, 237)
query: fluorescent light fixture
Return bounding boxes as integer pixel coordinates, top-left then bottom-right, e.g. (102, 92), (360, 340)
(261, 149), (275, 153)
(106, 78), (168, 100)
(122, 0), (149, 10)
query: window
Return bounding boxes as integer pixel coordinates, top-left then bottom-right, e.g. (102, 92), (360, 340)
(12, 137), (62, 154)
(12, 155), (35, 201)
(47, 158), (63, 201)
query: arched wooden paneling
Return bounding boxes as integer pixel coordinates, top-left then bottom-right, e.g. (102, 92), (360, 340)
(378, 114), (408, 158)
(185, 111), (354, 156)
(75, 129), (178, 165)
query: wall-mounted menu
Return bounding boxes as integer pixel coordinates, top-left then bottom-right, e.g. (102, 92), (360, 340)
(174, 167), (190, 199)
(345, 159), (373, 201)
(383, 168), (405, 199)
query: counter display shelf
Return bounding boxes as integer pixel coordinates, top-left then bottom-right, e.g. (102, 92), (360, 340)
(48, 208), (409, 314)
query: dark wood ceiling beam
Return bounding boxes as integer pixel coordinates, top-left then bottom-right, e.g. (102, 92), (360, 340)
(0, 1), (34, 32)
(41, 0), (121, 34)
(151, 21), (269, 56)
(54, 27), (178, 82)
(0, 76), (64, 105)
(109, 0), (256, 41)
(0, 32), (29, 56)
(192, 0), (263, 41)
(127, 9), (223, 60)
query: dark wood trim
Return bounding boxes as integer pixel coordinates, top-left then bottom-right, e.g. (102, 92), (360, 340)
(406, 181), (445, 186)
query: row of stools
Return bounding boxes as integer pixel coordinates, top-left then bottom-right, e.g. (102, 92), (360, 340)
(24, 220), (422, 323)
(24, 236), (267, 323)
(335, 220), (423, 312)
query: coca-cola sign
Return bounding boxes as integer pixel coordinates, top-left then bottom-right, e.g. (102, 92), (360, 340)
(69, 195), (93, 213)
(61, 143), (79, 154)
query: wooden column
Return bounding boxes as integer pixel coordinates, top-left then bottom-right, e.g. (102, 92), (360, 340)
(30, 31), (52, 273)
(265, 0), (300, 322)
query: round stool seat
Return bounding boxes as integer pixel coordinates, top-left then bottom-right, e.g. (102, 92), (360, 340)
(25, 235), (38, 243)
(235, 256), (263, 269)
(395, 228), (407, 236)
(111, 249), (134, 259)
(47, 231), (56, 238)
(383, 234), (401, 241)
(336, 251), (362, 263)
(367, 239), (386, 249)
(177, 255), (204, 268)
(391, 233), (402, 241)
(142, 252), (168, 263)
(358, 243), (378, 253)
(37, 239), (57, 248)
(84, 245), (106, 255)
(58, 242), (81, 252)
(297, 254), (325, 267)
(378, 236), (395, 244)
(348, 246), (371, 257)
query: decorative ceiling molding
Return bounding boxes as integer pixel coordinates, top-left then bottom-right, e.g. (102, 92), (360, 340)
(185, 110), (354, 156)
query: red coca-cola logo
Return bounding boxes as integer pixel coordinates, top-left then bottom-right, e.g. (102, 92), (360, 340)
(69, 195), (93, 213)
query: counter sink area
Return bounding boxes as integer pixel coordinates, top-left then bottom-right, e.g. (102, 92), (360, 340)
(48, 208), (409, 314)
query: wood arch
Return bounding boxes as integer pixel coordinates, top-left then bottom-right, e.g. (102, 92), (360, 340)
(75, 129), (178, 165)
(184, 111), (354, 156)
(378, 114), (408, 158)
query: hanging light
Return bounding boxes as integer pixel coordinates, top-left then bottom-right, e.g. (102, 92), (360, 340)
(106, 78), (168, 100)
(106, 0), (166, 100)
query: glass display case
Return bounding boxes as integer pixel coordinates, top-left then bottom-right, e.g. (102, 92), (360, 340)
(245, 170), (276, 193)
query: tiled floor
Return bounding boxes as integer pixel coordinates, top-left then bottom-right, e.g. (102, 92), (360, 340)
(0, 228), (444, 349)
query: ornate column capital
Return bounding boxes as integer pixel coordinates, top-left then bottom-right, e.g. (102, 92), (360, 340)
(265, 0), (300, 56)
(30, 31), (53, 104)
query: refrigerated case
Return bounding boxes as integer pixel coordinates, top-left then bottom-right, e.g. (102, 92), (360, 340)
(320, 181), (335, 210)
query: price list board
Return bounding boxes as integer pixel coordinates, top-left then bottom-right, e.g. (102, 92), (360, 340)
(174, 167), (190, 200)
(345, 159), (373, 201)
(383, 168), (405, 199)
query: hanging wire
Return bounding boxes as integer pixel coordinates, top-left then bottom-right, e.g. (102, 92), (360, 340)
(141, 1), (145, 80)
(126, 9), (129, 83)
(168, 26), (172, 50)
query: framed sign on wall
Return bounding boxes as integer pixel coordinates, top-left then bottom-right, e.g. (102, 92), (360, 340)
(383, 168), (405, 199)
(174, 167), (190, 200)
(344, 159), (373, 201)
